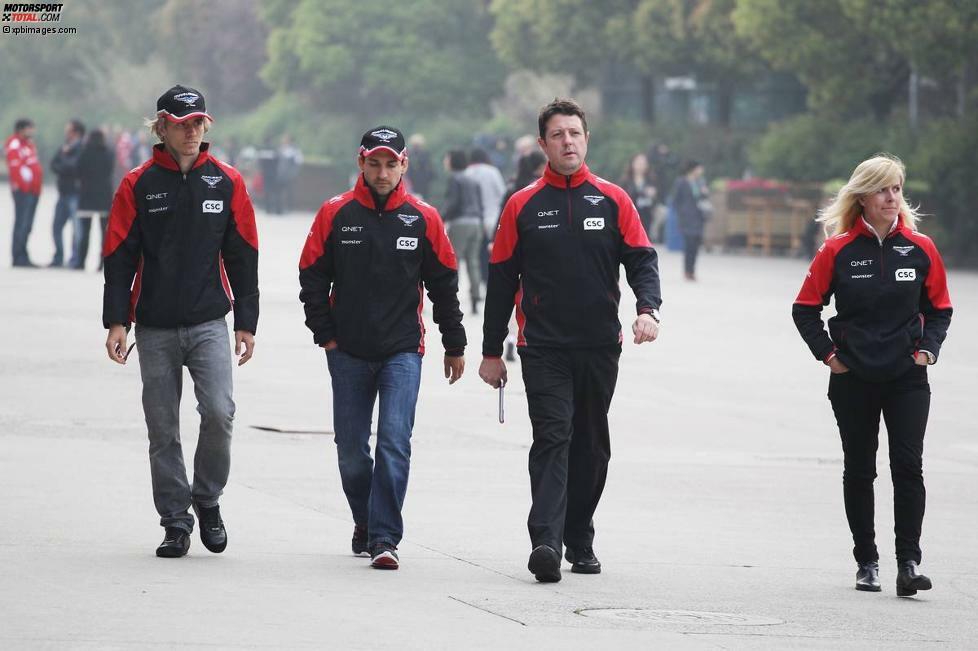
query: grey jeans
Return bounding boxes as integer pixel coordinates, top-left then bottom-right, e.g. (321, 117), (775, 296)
(134, 318), (235, 532)
(447, 220), (483, 302)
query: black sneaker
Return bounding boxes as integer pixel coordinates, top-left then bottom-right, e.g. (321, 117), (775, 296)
(565, 546), (601, 574)
(528, 545), (561, 583)
(370, 543), (399, 570)
(896, 560), (932, 597)
(352, 525), (369, 556)
(156, 527), (190, 558)
(193, 503), (227, 553)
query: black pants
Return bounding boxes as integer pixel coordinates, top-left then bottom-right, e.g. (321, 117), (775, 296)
(827, 365), (930, 564)
(683, 233), (702, 276)
(519, 345), (620, 551)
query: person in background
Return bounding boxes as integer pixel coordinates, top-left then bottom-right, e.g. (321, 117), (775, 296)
(671, 160), (711, 281)
(465, 147), (507, 290)
(6, 118), (43, 268)
(69, 128), (114, 270)
(443, 149), (484, 314)
(406, 133), (435, 200)
(278, 133), (303, 213)
(48, 119), (86, 267)
(792, 153), (952, 597)
(619, 152), (658, 238)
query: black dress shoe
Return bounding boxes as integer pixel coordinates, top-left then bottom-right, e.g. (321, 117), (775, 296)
(565, 546), (602, 574)
(156, 527), (190, 558)
(528, 545), (561, 583)
(352, 525), (368, 556)
(855, 561), (881, 592)
(896, 560), (932, 597)
(193, 503), (227, 553)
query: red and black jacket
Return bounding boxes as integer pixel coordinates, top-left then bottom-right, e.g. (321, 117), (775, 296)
(102, 143), (259, 333)
(298, 176), (466, 361)
(792, 218), (952, 381)
(483, 163), (661, 356)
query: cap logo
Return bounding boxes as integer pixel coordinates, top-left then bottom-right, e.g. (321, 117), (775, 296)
(201, 175), (223, 188)
(371, 129), (398, 142)
(173, 92), (199, 106)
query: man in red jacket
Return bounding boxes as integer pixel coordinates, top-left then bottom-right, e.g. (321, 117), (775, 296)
(103, 85), (259, 558)
(5, 118), (43, 267)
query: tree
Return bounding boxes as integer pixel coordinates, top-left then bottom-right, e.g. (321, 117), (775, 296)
(260, 0), (505, 120)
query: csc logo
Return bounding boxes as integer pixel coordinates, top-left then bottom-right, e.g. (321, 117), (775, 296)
(583, 217), (604, 230)
(396, 237), (418, 250)
(895, 268), (916, 281)
(202, 200), (224, 213)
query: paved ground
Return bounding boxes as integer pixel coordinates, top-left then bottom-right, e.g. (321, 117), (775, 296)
(1, 184), (976, 649)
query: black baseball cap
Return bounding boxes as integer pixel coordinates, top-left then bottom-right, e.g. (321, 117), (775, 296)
(156, 85), (213, 123)
(359, 126), (406, 160)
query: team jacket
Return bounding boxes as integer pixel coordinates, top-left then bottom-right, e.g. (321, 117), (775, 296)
(298, 176), (466, 361)
(102, 143), (259, 333)
(482, 163), (661, 356)
(792, 218), (952, 382)
(5, 133), (43, 194)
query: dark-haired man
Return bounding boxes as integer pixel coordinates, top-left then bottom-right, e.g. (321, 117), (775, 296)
(103, 85), (259, 558)
(480, 98), (662, 582)
(49, 119), (86, 267)
(5, 118), (43, 267)
(299, 126), (466, 570)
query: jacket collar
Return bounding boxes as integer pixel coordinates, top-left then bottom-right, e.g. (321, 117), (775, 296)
(542, 162), (591, 189)
(853, 214), (906, 243)
(353, 173), (408, 211)
(152, 142), (211, 172)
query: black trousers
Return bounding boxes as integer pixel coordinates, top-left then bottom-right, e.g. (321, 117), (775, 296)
(683, 233), (702, 276)
(827, 365), (930, 564)
(519, 345), (620, 551)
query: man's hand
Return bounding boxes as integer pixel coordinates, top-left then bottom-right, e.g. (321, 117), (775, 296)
(914, 351), (929, 366)
(828, 357), (850, 374)
(105, 324), (128, 364)
(321, 340), (338, 351)
(235, 330), (255, 366)
(444, 355), (464, 384)
(479, 357), (507, 388)
(632, 313), (659, 344)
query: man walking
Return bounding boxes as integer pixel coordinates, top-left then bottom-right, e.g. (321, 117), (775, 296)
(443, 149), (484, 314)
(479, 99), (662, 582)
(102, 85), (259, 558)
(5, 118), (43, 267)
(299, 126), (466, 570)
(49, 119), (85, 267)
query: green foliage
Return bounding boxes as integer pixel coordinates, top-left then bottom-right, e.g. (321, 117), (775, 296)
(261, 0), (505, 120)
(911, 115), (978, 264)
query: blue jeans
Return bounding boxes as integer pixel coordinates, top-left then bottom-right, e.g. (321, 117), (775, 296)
(50, 192), (78, 265)
(325, 349), (422, 547)
(11, 190), (39, 266)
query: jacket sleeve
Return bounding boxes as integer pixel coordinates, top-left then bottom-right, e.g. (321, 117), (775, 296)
(791, 242), (837, 362)
(918, 237), (953, 361)
(482, 195), (522, 357)
(6, 138), (27, 193)
(102, 175), (142, 328)
(221, 171), (260, 334)
(420, 206), (466, 355)
(298, 200), (340, 345)
(614, 187), (661, 314)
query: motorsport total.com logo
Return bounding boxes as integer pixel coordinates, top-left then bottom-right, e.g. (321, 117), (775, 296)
(2, 3), (63, 22)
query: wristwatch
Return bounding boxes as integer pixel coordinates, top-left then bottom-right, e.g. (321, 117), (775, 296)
(648, 308), (661, 324)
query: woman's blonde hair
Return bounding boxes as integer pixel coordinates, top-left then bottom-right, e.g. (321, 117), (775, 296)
(817, 153), (919, 236)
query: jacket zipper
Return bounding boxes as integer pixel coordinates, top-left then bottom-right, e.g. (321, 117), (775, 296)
(565, 175), (572, 227)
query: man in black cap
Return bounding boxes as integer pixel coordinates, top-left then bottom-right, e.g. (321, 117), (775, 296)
(103, 85), (259, 558)
(299, 126), (466, 570)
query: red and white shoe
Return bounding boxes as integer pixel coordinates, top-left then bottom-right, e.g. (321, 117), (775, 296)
(370, 544), (399, 570)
